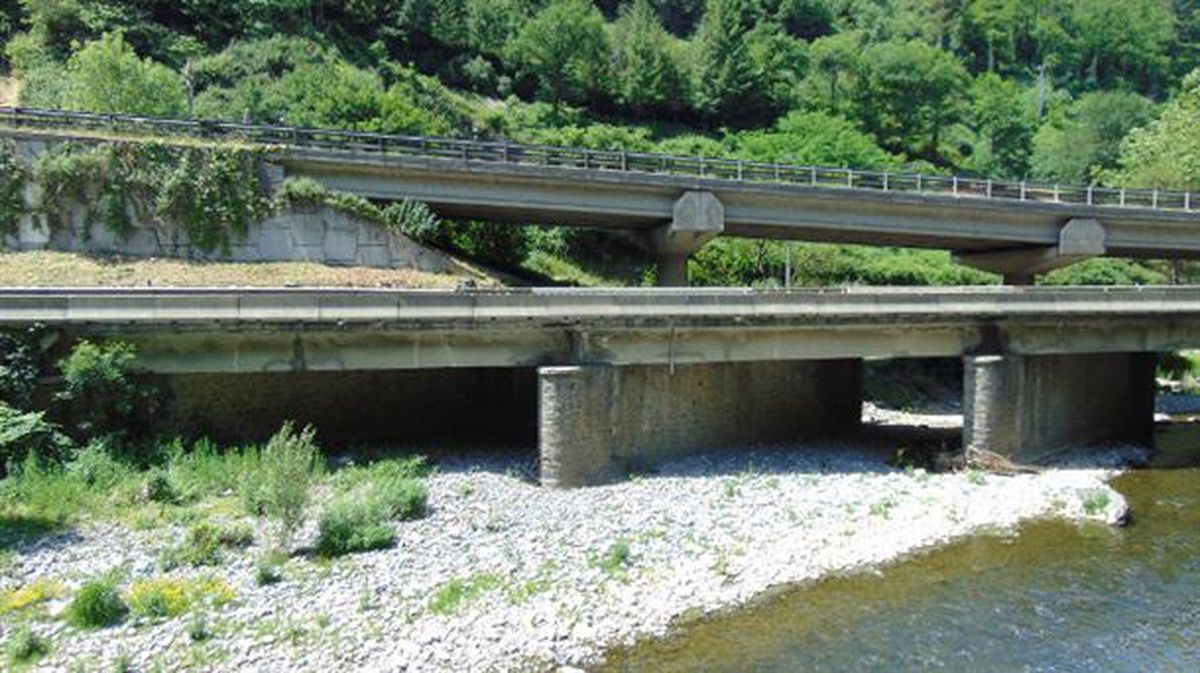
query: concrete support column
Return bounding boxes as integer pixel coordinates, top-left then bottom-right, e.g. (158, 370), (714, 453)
(963, 352), (1155, 462)
(539, 359), (863, 488)
(956, 218), (1108, 286)
(647, 191), (725, 286)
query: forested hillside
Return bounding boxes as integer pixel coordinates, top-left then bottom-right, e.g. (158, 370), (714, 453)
(2, 0), (1199, 286)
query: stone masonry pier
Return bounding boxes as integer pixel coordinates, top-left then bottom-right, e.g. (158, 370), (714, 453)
(2, 287), (1196, 485)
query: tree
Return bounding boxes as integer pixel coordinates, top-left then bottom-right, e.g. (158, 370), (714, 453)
(728, 110), (900, 169)
(853, 39), (969, 161)
(1115, 69), (1200, 189)
(63, 32), (186, 117)
(969, 73), (1034, 177)
(962, 0), (1019, 72)
(691, 0), (770, 124)
(611, 0), (689, 115)
(1032, 91), (1156, 183)
(1070, 0), (1175, 94)
(506, 0), (610, 107)
(798, 31), (864, 115)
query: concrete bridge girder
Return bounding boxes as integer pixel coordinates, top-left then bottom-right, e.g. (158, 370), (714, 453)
(955, 218), (1108, 285)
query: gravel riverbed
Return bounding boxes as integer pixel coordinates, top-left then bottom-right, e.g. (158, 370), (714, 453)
(4, 431), (1141, 672)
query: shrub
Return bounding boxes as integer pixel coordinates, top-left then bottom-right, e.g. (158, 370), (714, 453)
(239, 423), (322, 549)
(140, 467), (176, 504)
(187, 612), (212, 642)
(595, 539), (632, 579)
(5, 623), (49, 665)
(0, 404), (72, 471)
(165, 437), (262, 503)
(315, 497), (395, 558)
(66, 576), (128, 629)
(372, 475), (428, 521)
(55, 340), (161, 447)
(65, 440), (134, 490)
(0, 327), (47, 410)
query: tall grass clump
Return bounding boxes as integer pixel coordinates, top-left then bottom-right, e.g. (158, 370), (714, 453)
(315, 497), (395, 557)
(316, 460), (429, 557)
(166, 437), (262, 503)
(239, 423), (322, 549)
(5, 623), (49, 666)
(65, 575), (127, 629)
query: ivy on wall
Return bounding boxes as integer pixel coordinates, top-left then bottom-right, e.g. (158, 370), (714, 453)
(0, 141), (26, 237)
(28, 140), (272, 254)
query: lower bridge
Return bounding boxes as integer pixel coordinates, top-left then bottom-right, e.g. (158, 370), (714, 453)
(4, 286), (1195, 486)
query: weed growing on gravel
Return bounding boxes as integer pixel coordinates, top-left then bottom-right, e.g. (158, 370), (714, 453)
(66, 575), (128, 629)
(254, 551), (287, 586)
(722, 479), (741, 499)
(429, 574), (503, 615)
(1082, 490), (1112, 516)
(595, 539), (633, 580)
(127, 576), (236, 620)
(239, 423), (322, 549)
(869, 498), (898, 518)
(187, 612), (212, 642)
(112, 650), (132, 672)
(0, 578), (63, 616)
(966, 470), (986, 485)
(5, 623), (49, 667)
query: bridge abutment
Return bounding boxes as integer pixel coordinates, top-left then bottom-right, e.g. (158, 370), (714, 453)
(538, 359), (862, 488)
(963, 352), (1155, 462)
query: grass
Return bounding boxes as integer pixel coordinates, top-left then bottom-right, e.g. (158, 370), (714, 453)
(0, 250), (479, 289)
(317, 457), (429, 557)
(65, 575), (128, 629)
(428, 573), (503, 615)
(5, 623), (49, 668)
(315, 497), (397, 558)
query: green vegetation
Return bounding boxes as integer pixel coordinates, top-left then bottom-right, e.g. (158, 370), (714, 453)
(1082, 490), (1113, 517)
(428, 573), (504, 615)
(316, 458), (429, 557)
(65, 575), (128, 629)
(1, 0), (1195, 287)
(238, 423), (322, 549)
(126, 576), (236, 620)
(5, 623), (49, 667)
(595, 538), (634, 579)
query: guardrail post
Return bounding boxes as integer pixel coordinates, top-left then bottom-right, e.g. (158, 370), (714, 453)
(1120, 188), (1126, 206)
(620, 150), (627, 172)
(986, 179), (992, 198)
(1020, 182), (1026, 201)
(461, 144), (468, 162)
(882, 173), (889, 191)
(1187, 192), (1192, 211)
(847, 169), (854, 188)
(1086, 185), (1093, 205)
(699, 157), (706, 177)
(1153, 189), (1159, 208)
(810, 167), (817, 186)
(952, 176), (958, 196)
(584, 151), (591, 170)
(774, 163), (781, 181)
(1054, 184), (1060, 202)
(502, 144), (509, 163)
(916, 174), (922, 192)
(737, 160), (744, 181)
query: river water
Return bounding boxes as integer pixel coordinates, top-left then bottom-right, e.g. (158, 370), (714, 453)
(601, 424), (1200, 672)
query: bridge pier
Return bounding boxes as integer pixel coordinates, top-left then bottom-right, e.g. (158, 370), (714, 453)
(647, 191), (725, 286)
(538, 359), (862, 488)
(963, 352), (1155, 462)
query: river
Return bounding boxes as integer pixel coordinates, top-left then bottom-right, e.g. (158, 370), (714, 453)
(601, 423), (1200, 672)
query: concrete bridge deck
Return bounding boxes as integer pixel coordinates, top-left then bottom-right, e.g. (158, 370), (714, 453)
(0, 287), (1176, 484)
(4, 107), (1200, 284)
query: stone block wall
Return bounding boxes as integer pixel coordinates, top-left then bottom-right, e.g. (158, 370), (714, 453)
(161, 368), (537, 448)
(963, 352), (1155, 462)
(539, 359), (862, 487)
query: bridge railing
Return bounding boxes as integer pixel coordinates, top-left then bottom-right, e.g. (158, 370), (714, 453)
(0, 105), (1194, 214)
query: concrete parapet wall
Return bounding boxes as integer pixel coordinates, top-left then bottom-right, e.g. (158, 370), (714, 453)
(539, 359), (862, 487)
(963, 352), (1155, 462)
(161, 367), (536, 447)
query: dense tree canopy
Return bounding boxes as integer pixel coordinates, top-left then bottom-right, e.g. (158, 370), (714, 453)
(2, 0), (1198, 287)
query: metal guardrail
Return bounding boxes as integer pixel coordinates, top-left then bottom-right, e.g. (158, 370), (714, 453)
(0, 106), (1194, 214)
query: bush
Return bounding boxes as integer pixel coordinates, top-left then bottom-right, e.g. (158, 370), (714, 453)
(165, 437), (262, 504)
(254, 552), (285, 586)
(65, 440), (134, 490)
(372, 475), (428, 521)
(66, 576), (128, 629)
(55, 340), (161, 447)
(0, 404), (72, 472)
(140, 467), (176, 504)
(160, 522), (223, 569)
(239, 423), (322, 549)
(0, 327), (47, 410)
(5, 623), (49, 665)
(315, 497), (395, 558)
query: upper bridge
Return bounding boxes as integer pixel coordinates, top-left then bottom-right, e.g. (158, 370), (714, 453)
(3, 107), (1199, 285)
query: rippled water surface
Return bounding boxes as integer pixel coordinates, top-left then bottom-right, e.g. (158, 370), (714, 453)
(602, 426), (1200, 672)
